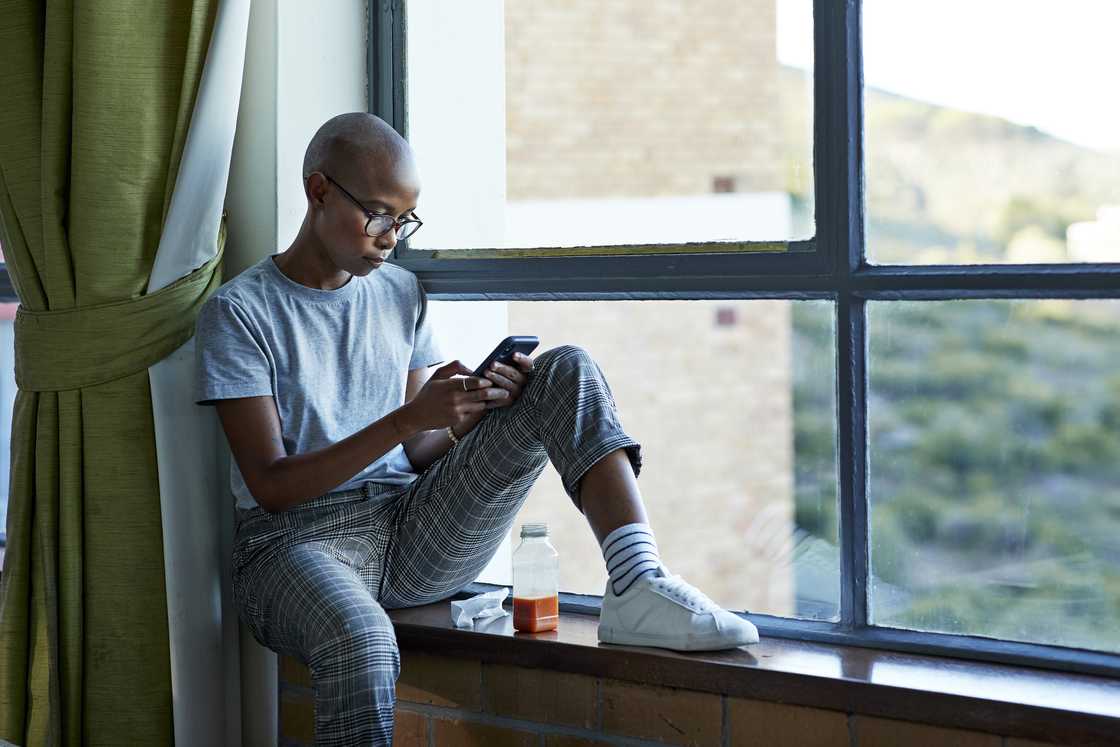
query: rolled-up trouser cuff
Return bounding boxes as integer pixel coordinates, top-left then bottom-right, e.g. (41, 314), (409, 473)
(562, 434), (643, 513)
(525, 345), (643, 512)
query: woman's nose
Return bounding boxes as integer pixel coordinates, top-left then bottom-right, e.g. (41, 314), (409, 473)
(376, 229), (398, 252)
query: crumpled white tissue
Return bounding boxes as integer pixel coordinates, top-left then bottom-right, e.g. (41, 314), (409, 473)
(450, 587), (510, 628)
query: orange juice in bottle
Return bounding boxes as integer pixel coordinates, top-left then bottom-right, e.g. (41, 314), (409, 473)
(512, 522), (559, 633)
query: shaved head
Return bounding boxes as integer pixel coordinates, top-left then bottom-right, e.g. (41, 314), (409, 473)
(302, 112), (418, 193)
(285, 112), (420, 282)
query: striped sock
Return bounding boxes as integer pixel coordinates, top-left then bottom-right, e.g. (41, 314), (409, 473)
(600, 522), (663, 596)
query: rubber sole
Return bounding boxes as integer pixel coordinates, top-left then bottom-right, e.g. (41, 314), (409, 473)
(597, 623), (759, 651)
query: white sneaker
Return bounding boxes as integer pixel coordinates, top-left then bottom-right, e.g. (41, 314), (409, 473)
(598, 562), (760, 651)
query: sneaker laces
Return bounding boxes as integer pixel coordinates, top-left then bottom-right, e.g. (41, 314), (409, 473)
(651, 573), (721, 612)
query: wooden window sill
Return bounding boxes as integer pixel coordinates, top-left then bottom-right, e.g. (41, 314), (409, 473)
(386, 595), (1120, 745)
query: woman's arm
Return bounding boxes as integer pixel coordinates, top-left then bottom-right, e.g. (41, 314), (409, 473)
(217, 363), (501, 513)
(215, 395), (424, 513)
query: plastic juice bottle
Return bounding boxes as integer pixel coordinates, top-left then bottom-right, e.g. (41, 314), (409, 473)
(512, 522), (560, 633)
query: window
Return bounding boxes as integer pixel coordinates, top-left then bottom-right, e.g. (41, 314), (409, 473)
(377, 0), (1120, 676)
(382, 0), (822, 294)
(869, 300), (1120, 653)
(863, 2), (1120, 265)
(403, 0), (813, 257)
(426, 299), (840, 621)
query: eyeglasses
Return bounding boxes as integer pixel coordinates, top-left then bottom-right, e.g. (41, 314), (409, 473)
(320, 173), (423, 241)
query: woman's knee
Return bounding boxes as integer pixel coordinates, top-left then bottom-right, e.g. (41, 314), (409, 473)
(531, 345), (603, 391)
(535, 344), (593, 371)
(542, 343), (613, 390)
(308, 598), (400, 681)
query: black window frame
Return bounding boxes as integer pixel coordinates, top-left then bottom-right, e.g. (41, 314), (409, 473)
(372, 0), (1120, 678)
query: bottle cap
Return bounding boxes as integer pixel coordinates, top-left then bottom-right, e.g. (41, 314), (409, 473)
(520, 522), (548, 538)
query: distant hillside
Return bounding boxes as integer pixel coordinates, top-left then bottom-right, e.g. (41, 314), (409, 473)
(782, 67), (1120, 650)
(779, 66), (1120, 263)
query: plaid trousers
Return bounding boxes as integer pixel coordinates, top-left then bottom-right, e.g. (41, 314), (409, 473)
(230, 345), (642, 746)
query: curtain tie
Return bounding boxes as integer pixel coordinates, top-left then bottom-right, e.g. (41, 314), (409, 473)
(14, 238), (225, 392)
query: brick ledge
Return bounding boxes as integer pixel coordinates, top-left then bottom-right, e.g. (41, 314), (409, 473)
(385, 595), (1120, 745)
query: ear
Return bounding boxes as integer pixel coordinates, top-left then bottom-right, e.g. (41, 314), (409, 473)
(304, 172), (329, 207)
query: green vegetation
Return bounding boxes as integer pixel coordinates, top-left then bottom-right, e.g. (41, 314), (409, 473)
(779, 65), (1120, 264)
(792, 300), (1120, 653)
(786, 73), (1120, 652)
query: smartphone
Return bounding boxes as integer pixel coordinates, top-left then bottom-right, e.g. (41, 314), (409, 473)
(472, 335), (540, 378)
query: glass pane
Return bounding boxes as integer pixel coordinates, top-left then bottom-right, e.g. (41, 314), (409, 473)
(865, 1), (1120, 264)
(868, 300), (1120, 652)
(429, 299), (838, 620)
(405, 0), (814, 253)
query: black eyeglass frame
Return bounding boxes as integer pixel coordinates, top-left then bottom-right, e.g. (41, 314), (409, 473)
(317, 172), (423, 241)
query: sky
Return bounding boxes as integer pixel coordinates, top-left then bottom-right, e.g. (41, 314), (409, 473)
(777, 0), (1120, 153)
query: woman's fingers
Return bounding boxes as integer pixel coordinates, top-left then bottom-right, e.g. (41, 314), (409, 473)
(450, 360), (531, 414)
(432, 360), (466, 379)
(483, 369), (516, 390)
(477, 386), (510, 402)
(513, 352), (535, 372)
(450, 376), (491, 393)
(488, 361), (526, 385)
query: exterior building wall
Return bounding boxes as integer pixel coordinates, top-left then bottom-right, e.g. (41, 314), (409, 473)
(505, 0), (784, 200)
(276, 651), (1061, 747)
(505, 300), (794, 614)
(1067, 205), (1120, 262)
(501, 0), (795, 615)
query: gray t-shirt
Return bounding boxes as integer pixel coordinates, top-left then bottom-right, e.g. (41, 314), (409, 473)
(193, 254), (444, 509)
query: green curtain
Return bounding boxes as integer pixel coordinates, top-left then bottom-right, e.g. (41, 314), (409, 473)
(0, 1), (224, 744)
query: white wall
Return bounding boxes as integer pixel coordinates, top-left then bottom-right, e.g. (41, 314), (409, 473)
(505, 192), (793, 247)
(226, 2), (283, 743)
(225, 0), (277, 277)
(227, 2), (374, 744)
(275, 3), (369, 247)
(406, 0), (508, 252)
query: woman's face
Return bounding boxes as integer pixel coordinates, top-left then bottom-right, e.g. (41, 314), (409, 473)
(309, 158), (421, 277)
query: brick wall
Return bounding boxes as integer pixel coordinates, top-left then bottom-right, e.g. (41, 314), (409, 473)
(505, 0), (784, 200)
(277, 652), (1066, 746)
(500, 0), (800, 617)
(504, 300), (796, 616)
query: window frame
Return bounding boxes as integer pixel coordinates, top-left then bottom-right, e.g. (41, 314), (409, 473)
(371, 0), (1120, 678)
(371, 0), (833, 295)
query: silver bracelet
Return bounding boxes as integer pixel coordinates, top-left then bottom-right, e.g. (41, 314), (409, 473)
(445, 426), (460, 445)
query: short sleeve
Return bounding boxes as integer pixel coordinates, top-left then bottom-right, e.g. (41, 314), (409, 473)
(193, 295), (274, 406)
(408, 276), (445, 370)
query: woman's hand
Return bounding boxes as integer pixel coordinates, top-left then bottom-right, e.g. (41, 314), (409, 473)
(397, 361), (509, 434)
(479, 352), (535, 410)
